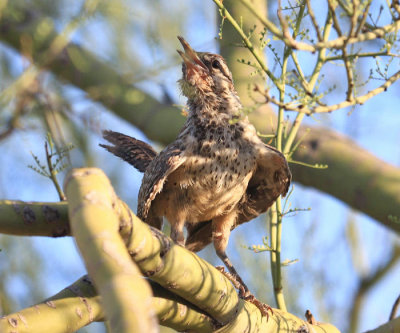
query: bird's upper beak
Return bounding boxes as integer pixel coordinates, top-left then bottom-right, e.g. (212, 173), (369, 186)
(177, 36), (208, 79)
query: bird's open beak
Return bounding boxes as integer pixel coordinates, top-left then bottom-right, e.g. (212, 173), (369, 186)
(177, 36), (208, 77)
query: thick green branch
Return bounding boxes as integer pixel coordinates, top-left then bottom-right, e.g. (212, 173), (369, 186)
(0, 180), (340, 332)
(292, 128), (400, 232)
(0, 200), (69, 237)
(0, 276), (103, 333)
(64, 168), (158, 333)
(364, 316), (400, 333)
(0, 275), (215, 333)
(0, 272), (340, 333)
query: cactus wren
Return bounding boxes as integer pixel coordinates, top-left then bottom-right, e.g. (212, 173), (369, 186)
(101, 36), (291, 314)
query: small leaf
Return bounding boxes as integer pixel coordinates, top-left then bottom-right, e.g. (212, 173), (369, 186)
(281, 259), (299, 267)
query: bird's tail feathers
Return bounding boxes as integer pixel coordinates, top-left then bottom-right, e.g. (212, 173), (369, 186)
(100, 130), (157, 173)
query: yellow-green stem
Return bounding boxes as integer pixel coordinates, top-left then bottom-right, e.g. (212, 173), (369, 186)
(270, 58), (288, 310)
(212, 0), (281, 88)
(269, 204), (278, 300)
(284, 113), (305, 155)
(270, 2), (306, 311)
(272, 15), (334, 309)
(284, 11), (333, 155)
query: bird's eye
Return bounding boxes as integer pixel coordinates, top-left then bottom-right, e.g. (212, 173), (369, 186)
(212, 60), (221, 69)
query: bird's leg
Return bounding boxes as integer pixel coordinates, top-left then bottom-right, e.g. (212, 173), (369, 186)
(212, 213), (273, 318)
(215, 265), (243, 291)
(212, 212), (250, 295)
(169, 217), (185, 246)
(216, 248), (251, 297)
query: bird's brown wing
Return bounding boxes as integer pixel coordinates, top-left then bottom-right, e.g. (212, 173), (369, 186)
(137, 144), (186, 221)
(237, 143), (291, 222)
(100, 130), (157, 172)
(185, 143), (291, 252)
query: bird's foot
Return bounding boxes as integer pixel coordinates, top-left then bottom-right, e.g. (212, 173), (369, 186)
(240, 289), (273, 319)
(215, 265), (243, 290)
(215, 266), (273, 319)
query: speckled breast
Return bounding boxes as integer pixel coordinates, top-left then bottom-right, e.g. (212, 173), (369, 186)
(173, 122), (257, 221)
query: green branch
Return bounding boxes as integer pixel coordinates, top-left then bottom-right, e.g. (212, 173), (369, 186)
(0, 171), (341, 332)
(64, 168), (158, 333)
(0, 275), (215, 333)
(0, 200), (69, 237)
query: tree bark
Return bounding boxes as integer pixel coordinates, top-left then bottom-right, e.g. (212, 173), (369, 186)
(0, 275), (215, 333)
(64, 168), (158, 333)
(364, 316), (400, 333)
(0, 200), (69, 236)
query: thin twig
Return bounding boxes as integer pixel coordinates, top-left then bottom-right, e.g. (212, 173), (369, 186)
(342, 49), (355, 102)
(317, 19), (400, 49)
(328, 0), (343, 36)
(262, 70), (400, 114)
(213, 0), (280, 87)
(306, 0), (322, 42)
(389, 294), (400, 321)
(277, 0), (292, 46)
(325, 51), (399, 61)
(45, 142), (66, 201)
(349, 0), (359, 38)
(290, 52), (311, 93)
(327, 0), (355, 101)
(238, 0), (284, 40)
(229, 0), (400, 52)
(235, 0), (315, 52)
(354, 1), (372, 36)
(349, 245), (400, 332)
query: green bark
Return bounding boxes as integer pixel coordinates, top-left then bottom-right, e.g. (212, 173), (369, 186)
(0, 276), (103, 333)
(292, 128), (400, 231)
(149, 280), (215, 332)
(0, 276), (215, 333)
(0, 200), (69, 237)
(364, 316), (400, 333)
(64, 168), (158, 333)
(0, 176), (340, 332)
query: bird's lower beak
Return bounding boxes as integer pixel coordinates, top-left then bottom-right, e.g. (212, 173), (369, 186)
(177, 36), (208, 74)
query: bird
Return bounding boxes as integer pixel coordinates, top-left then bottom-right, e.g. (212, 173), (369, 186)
(101, 36), (291, 313)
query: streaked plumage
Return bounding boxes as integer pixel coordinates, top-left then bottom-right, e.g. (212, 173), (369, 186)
(101, 37), (291, 311)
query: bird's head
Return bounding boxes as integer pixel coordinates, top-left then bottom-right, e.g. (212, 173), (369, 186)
(177, 36), (238, 108)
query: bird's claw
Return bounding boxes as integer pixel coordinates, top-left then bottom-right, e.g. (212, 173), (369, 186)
(215, 266), (243, 290)
(215, 265), (225, 273)
(240, 292), (273, 319)
(215, 265), (273, 319)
